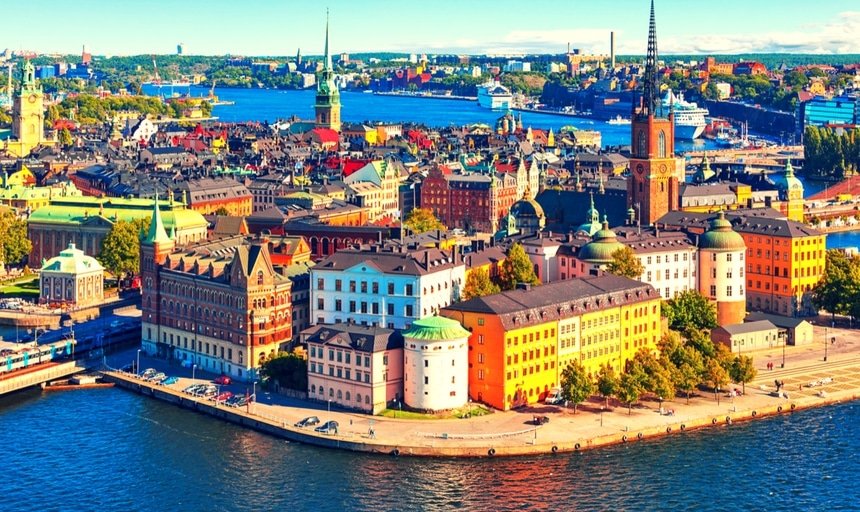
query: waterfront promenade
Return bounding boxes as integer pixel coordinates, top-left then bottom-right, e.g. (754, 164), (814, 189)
(104, 324), (860, 458)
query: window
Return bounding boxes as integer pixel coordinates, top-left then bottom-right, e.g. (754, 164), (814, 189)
(317, 298), (325, 310)
(424, 376), (429, 385)
(387, 303), (394, 315)
(658, 130), (666, 158)
(406, 305), (414, 317)
(727, 286), (733, 297)
(372, 282), (379, 294)
(335, 299), (342, 312)
(710, 285), (716, 297)
(477, 318), (484, 326)
(383, 355), (389, 366)
(334, 279), (342, 291)
(388, 283), (394, 294)
(316, 278), (324, 290)
(349, 281), (356, 293)
(361, 281), (368, 293)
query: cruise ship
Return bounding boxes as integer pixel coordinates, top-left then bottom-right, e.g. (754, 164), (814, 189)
(663, 89), (708, 140)
(477, 80), (513, 110)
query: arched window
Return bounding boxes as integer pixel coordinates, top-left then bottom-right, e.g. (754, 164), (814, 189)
(345, 391), (351, 401)
(658, 130), (666, 158)
(637, 130), (647, 157)
(364, 395), (370, 405)
(337, 390), (343, 400)
(356, 393), (362, 403)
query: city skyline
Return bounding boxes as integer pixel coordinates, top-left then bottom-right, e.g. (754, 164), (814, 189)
(2, 0), (860, 57)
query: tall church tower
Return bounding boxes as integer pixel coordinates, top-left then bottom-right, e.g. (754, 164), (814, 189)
(315, 10), (341, 132)
(627, 0), (679, 226)
(9, 60), (47, 156)
(140, 193), (175, 356)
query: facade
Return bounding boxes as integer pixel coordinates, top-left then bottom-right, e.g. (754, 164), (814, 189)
(141, 204), (293, 381)
(311, 245), (465, 330)
(698, 211), (747, 325)
(0, 180), (82, 212)
(175, 178), (253, 217)
(6, 60), (54, 158)
(343, 160), (404, 221)
(28, 196), (208, 262)
(711, 320), (780, 354)
(39, 242), (104, 307)
(304, 323), (403, 414)
(801, 94), (858, 127)
(402, 316), (470, 411)
(420, 166), (518, 233)
(627, 3), (681, 225)
(314, 13), (341, 132)
(441, 275), (662, 411)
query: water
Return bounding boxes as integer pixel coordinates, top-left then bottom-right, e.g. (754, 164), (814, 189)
(0, 388), (856, 511)
(143, 84), (718, 152)
(826, 231), (860, 250)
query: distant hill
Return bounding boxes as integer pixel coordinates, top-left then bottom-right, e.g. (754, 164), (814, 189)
(616, 53), (860, 68)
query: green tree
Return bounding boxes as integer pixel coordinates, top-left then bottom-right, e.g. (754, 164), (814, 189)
(98, 218), (150, 277)
(213, 206), (230, 216)
(403, 207), (445, 234)
(559, 359), (594, 413)
(59, 127), (74, 147)
(813, 250), (860, 322)
(596, 363), (619, 409)
(0, 212), (32, 266)
(729, 355), (757, 395)
(499, 242), (539, 290)
(662, 290), (718, 334)
(462, 267), (500, 300)
(705, 357), (730, 404)
(617, 372), (643, 415)
(260, 352), (308, 392)
(784, 70), (809, 88)
(606, 246), (645, 279)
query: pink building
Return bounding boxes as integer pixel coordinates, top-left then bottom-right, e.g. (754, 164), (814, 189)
(303, 323), (403, 414)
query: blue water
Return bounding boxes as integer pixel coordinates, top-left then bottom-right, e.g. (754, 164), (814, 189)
(0, 388), (856, 511)
(826, 231), (860, 250)
(144, 84), (719, 153)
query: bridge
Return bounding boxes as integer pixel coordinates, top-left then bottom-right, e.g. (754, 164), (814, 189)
(0, 361), (87, 396)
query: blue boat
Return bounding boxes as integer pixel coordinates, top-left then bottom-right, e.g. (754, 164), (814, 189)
(160, 376), (179, 386)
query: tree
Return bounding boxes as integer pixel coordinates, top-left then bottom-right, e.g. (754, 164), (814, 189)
(668, 344), (705, 404)
(0, 212), (32, 266)
(559, 359), (594, 413)
(729, 355), (757, 395)
(403, 207), (445, 234)
(59, 127), (74, 147)
(617, 372), (642, 415)
(662, 290), (718, 334)
(606, 246), (645, 279)
(705, 357), (730, 404)
(813, 250), (860, 322)
(98, 218), (150, 277)
(462, 267), (500, 300)
(260, 352), (308, 392)
(499, 242), (539, 290)
(596, 364), (619, 409)
(213, 206), (230, 216)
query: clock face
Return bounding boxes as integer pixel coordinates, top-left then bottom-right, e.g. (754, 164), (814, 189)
(28, 94), (37, 104)
(659, 164), (667, 175)
(636, 164), (644, 175)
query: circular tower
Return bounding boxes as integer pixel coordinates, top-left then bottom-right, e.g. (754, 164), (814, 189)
(698, 211), (746, 325)
(402, 316), (470, 412)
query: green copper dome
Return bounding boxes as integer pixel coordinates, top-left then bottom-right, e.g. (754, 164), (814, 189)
(577, 192), (602, 236)
(699, 211), (745, 251)
(403, 316), (471, 341)
(579, 217), (626, 264)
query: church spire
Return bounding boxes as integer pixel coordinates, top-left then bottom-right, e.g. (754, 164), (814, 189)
(642, 0), (659, 117)
(146, 191), (171, 244)
(324, 9), (332, 71)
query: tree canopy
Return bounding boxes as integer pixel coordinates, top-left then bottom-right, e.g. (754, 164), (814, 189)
(403, 208), (445, 234)
(813, 250), (860, 321)
(606, 246), (645, 279)
(462, 267), (500, 301)
(560, 359), (594, 413)
(596, 363), (619, 409)
(499, 242), (540, 290)
(98, 218), (150, 277)
(662, 290), (718, 334)
(729, 355), (758, 394)
(0, 212), (32, 267)
(260, 352), (308, 392)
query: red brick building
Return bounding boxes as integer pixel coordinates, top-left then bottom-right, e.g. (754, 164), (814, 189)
(420, 165), (518, 233)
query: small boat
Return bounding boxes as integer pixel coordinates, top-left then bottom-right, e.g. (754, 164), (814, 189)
(607, 115), (631, 125)
(160, 376), (179, 386)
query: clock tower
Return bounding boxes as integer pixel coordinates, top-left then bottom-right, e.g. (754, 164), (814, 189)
(627, 0), (680, 226)
(315, 10), (341, 132)
(6, 60), (52, 157)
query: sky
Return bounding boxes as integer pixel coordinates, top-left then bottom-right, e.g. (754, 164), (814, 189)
(4, 0), (860, 57)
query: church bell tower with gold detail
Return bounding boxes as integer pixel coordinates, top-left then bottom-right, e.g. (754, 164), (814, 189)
(7, 60), (52, 157)
(627, 0), (679, 226)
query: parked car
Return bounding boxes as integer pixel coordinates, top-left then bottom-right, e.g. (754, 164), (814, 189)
(295, 416), (321, 428)
(183, 384), (204, 394)
(199, 386), (218, 398)
(140, 368), (157, 379)
(148, 372), (167, 383)
(215, 391), (234, 402)
(531, 415), (550, 426)
(161, 376), (179, 386)
(229, 395), (250, 407)
(213, 375), (232, 385)
(544, 387), (564, 405)
(314, 421), (339, 435)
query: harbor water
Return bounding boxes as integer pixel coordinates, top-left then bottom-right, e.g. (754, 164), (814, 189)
(0, 387), (856, 511)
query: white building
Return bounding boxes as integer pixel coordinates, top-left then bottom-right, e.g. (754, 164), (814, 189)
(402, 316), (470, 411)
(39, 242), (104, 307)
(504, 60), (531, 73)
(311, 245), (466, 330)
(343, 159), (405, 221)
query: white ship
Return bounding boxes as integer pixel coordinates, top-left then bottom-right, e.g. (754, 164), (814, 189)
(663, 89), (708, 140)
(477, 80), (512, 110)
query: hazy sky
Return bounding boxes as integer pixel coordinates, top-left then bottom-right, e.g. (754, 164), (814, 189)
(4, 0), (860, 56)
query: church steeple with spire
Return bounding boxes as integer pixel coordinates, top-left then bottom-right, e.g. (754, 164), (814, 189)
(315, 9), (341, 132)
(627, 0), (680, 226)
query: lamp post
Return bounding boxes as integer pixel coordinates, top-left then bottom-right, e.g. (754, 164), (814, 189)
(328, 399), (332, 414)
(136, 349), (142, 376)
(192, 363), (197, 382)
(781, 331), (786, 368)
(824, 327), (828, 362)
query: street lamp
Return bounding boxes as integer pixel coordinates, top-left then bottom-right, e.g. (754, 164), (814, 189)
(780, 331), (786, 368)
(192, 364), (197, 382)
(824, 327), (828, 362)
(328, 399), (332, 413)
(136, 349), (142, 376)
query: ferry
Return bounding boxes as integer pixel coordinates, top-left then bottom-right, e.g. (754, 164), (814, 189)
(607, 115), (631, 125)
(477, 80), (513, 110)
(663, 89), (708, 140)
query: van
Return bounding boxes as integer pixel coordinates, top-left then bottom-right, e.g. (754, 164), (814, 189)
(545, 387), (564, 405)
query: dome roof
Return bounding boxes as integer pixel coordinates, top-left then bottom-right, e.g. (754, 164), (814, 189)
(579, 218), (626, 264)
(402, 316), (470, 341)
(510, 196), (544, 219)
(699, 211), (745, 251)
(41, 243), (104, 274)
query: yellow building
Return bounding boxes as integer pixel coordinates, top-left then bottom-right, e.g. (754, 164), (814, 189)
(0, 180), (82, 212)
(5, 61), (55, 158)
(441, 275), (662, 410)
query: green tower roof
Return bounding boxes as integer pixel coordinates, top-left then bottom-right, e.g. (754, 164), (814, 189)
(699, 210), (745, 251)
(402, 316), (470, 341)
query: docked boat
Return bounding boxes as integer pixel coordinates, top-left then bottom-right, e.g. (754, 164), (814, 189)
(607, 115), (631, 125)
(663, 89), (708, 140)
(477, 80), (513, 110)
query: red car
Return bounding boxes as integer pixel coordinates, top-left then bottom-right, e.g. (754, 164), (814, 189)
(215, 391), (234, 402)
(214, 375), (231, 385)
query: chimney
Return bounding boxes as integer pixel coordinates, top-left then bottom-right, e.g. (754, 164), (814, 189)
(424, 251), (429, 269)
(610, 31), (616, 69)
